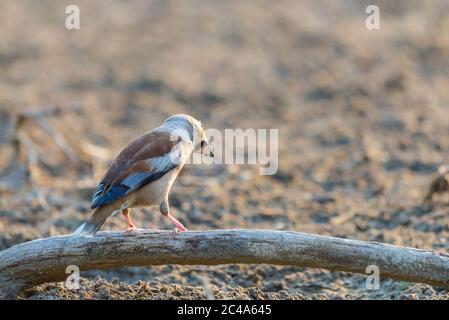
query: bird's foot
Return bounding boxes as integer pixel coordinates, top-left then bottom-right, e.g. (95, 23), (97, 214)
(122, 209), (137, 233)
(166, 213), (187, 231)
(172, 226), (188, 239)
(175, 224), (188, 232)
(124, 224), (139, 235)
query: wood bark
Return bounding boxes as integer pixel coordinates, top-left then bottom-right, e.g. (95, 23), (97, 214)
(1, 229), (448, 299)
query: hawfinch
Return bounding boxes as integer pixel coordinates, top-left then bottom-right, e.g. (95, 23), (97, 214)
(75, 114), (214, 235)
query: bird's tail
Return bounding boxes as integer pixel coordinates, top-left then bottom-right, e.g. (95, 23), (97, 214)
(73, 205), (114, 236)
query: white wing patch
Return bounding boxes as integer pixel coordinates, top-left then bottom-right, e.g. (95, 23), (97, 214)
(120, 140), (191, 194)
(149, 140), (192, 170)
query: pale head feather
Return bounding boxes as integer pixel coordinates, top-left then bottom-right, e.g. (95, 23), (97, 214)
(157, 114), (206, 149)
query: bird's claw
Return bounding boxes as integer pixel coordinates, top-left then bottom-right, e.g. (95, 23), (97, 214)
(124, 226), (139, 235)
(172, 226), (188, 239)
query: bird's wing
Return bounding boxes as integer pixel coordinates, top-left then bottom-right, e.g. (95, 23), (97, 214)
(90, 131), (189, 209)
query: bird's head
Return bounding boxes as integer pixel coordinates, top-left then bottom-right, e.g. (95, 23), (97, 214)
(162, 114), (214, 157)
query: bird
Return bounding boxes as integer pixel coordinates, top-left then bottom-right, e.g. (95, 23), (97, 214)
(74, 114), (214, 235)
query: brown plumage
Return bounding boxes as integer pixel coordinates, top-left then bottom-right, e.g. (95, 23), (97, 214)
(101, 132), (179, 191)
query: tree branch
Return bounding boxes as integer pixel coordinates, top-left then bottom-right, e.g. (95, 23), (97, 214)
(1, 229), (449, 299)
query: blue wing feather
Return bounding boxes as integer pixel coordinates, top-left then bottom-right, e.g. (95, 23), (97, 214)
(91, 184), (129, 209)
(90, 170), (175, 209)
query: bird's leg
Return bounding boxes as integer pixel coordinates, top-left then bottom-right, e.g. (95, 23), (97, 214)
(160, 201), (187, 237)
(121, 208), (136, 231)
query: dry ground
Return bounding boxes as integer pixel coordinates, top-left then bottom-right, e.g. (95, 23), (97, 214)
(1, 0), (449, 299)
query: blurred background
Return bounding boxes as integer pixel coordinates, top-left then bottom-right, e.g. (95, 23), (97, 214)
(1, 0), (449, 299)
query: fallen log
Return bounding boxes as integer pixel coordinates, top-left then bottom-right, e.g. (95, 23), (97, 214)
(0, 229), (448, 299)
